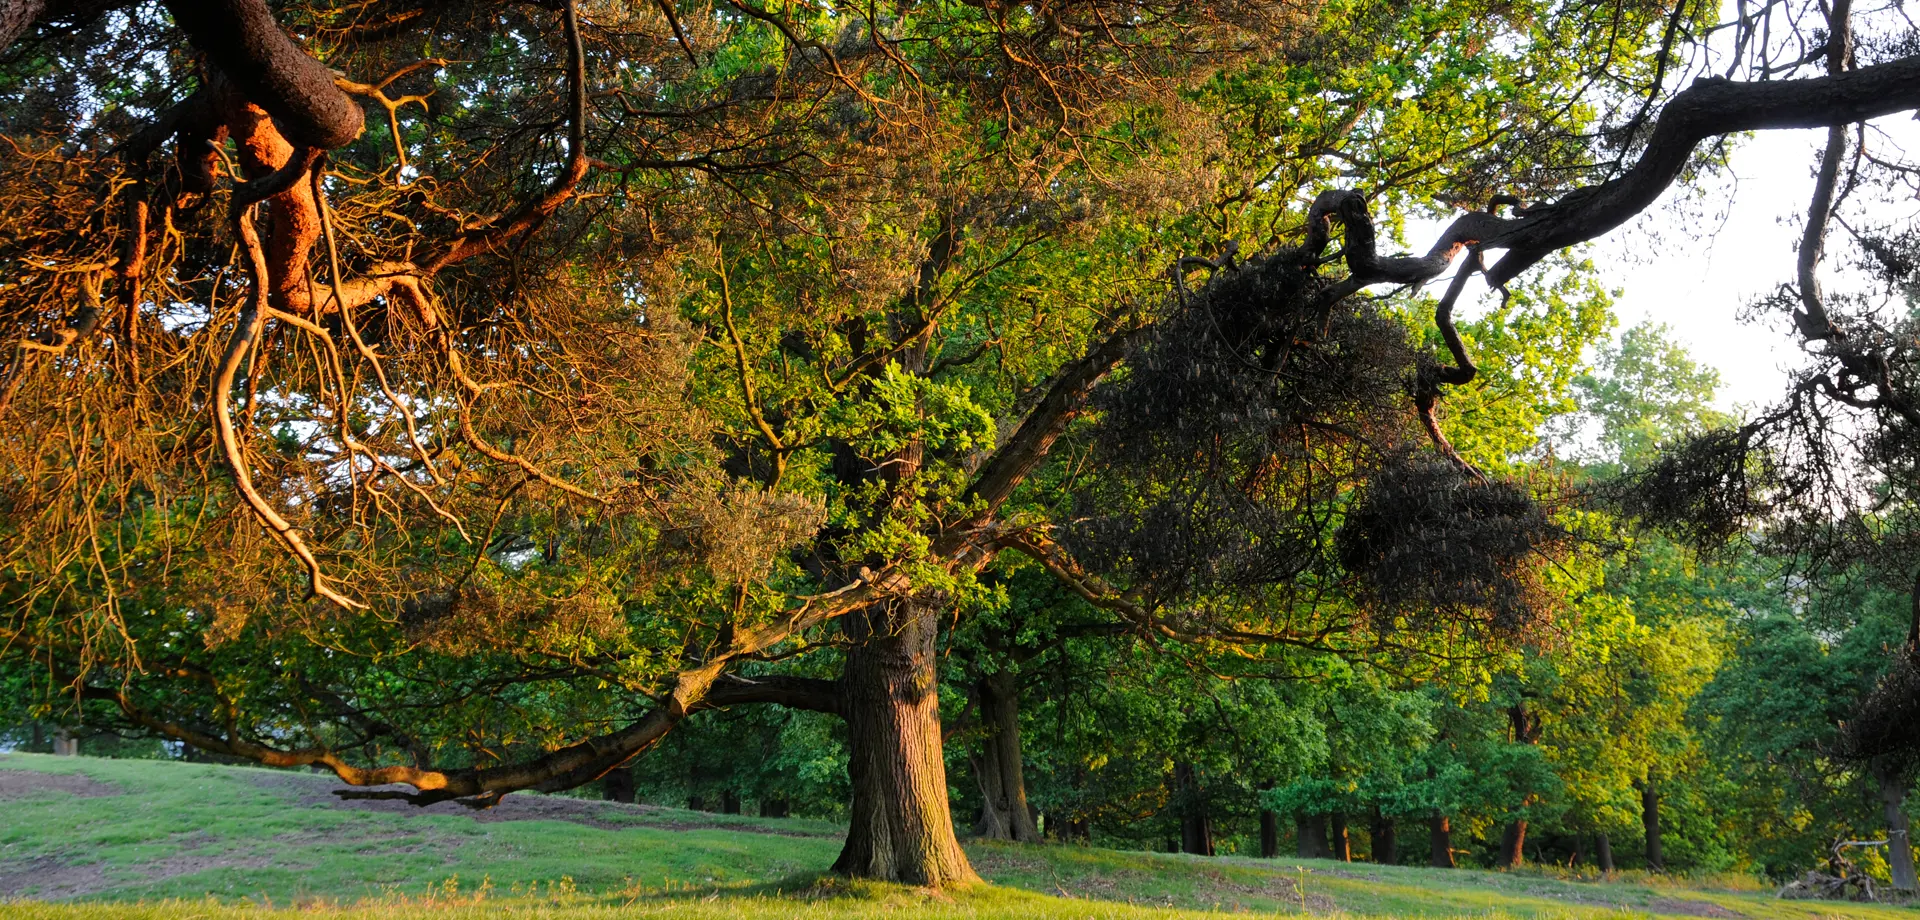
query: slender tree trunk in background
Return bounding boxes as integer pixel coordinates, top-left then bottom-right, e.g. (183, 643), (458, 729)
(1174, 761), (1215, 855)
(1371, 810), (1398, 865)
(1260, 784), (1280, 858)
(721, 790), (741, 814)
(1498, 820), (1528, 868)
(1875, 760), (1919, 892)
(602, 767), (635, 804)
(833, 597), (979, 886)
(970, 668), (1040, 843)
(1429, 814), (1455, 868)
(1499, 701), (1541, 870)
(1299, 814), (1330, 859)
(761, 796), (789, 818)
(688, 794), (706, 812)
(30, 722), (44, 753)
(1569, 834), (1584, 868)
(971, 747), (1010, 839)
(1641, 782), (1664, 871)
(1596, 832), (1615, 872)
(1330, 812), (1352, 861)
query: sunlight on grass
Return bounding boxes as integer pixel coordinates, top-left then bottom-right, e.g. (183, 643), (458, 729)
(2, 754), (1915, 920)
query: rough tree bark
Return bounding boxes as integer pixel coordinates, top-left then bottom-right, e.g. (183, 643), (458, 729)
(0, 0), (46, 49)
(1429, 814), (1455, 868)
(1874, 760), (1919, 892)
(1596, 832), (1615, 872)
(161, 0), (363, 149)
(970, 668), (1041, 843)
(832, 597), (979, 886)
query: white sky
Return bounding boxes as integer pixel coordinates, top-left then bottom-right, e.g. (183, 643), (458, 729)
(1591, 129), (1838, 414)
(1413, 119), (1920, 417)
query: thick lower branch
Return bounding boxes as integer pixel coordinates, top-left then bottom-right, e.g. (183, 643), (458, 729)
(704, 673), (843, 715)
(66, 571), (903, 804)
(960, 323), (1148, 526)
(162, 0), (363, 149)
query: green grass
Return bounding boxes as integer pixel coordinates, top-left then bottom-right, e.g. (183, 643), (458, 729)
(1, 753), (1913, 920)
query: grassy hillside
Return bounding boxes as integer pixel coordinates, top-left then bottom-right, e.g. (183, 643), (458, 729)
(1, 753), (1913, 920)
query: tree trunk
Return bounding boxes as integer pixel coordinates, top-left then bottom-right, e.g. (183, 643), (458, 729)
(1330, 811), (1352, 861)
(602, 767), (635, 804)
(51, 729), (76, 756)
(833, 597), (979, 886)
(1371, 811), (1397, 865)
(970, 668), (1041, 843)
(688, 794), (706, 812)
(1641, 782), (1664, 871)
(1498, 820), (1528, 868)
(1875, 761), (1918, 892)
(1429, 814), (1454, 868)
(721, 790), (741, 815)
(1499, 701), (1541, 870)
(761, 796), (790, 818)
(1260, 788), (1280, 858)
(1596, 832), (1615, 872)
(1174, 761), (1214, 855)
(0, 0), (50, 55)
(1298, 814), (1330, 859)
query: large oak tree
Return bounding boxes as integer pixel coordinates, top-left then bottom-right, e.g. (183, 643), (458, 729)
(5, 0), (1919, 887)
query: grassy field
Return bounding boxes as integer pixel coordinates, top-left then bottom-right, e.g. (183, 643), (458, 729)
(1, 753), (1913, 920)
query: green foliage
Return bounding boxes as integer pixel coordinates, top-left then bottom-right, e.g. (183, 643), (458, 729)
(1565, 322), (1732, 471)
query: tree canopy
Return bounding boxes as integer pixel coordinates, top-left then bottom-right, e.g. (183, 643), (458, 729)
(3, 0), (1919, 890)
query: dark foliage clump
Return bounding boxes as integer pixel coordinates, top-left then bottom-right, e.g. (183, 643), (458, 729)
(1841, 652), (1920, 772)
(1610, 427), (1776, 549)
(1336, 454), (1571, 637)
(1066, 249), (1420, 605)
(1092, 250), (1415, 473)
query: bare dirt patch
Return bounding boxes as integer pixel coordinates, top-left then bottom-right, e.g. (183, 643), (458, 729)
(0, 850), (280, 900)
(0, 857), (110, 900)
(0, 768), (122, 801)
(249, 770), (831, 837)
(1651, 898), (1747, 918)
(1195, 868), (1340, 914)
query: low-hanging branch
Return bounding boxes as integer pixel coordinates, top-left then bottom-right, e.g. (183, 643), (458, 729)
(1291, 48), (1920, 443)
(59, 570), (905, 806)
(1329, 52), (1920, 300)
